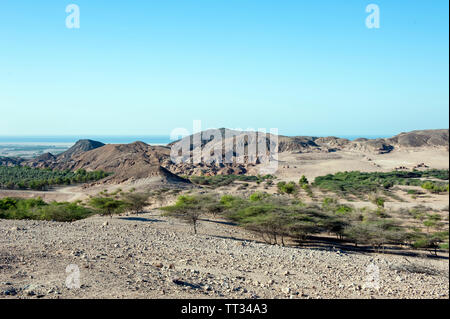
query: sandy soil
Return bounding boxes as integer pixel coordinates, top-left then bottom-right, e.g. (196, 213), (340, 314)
(1, 211), (448, 299)
(0, 184), (140, 204)
(276, 148), (449, 182)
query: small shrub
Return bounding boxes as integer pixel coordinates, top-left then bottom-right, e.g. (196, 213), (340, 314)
(299, 175), (309, 186)
(249, 192), (270, 202)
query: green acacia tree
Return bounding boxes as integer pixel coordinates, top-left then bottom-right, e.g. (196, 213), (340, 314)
(161, 195), (220, 234)
(122, 192), (151, 214)
(89, 197), (126, 218)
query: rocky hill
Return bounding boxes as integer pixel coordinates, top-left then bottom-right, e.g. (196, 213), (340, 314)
(66, 141), (187, 184)
(164, 128), (448, 175)
(280, 130), (448, 154)
(25, 140), (106, 169)
(4, 129), (446, 182)
(21, 140), (188, 186)
(165, 129), (275, 176)
(57, 139), (105, 161)
(342, 129), (449, 153)
(0, 156), (24, 167)
(170, 128), (448, 156)
(35, 152), (57, 162)
(387, 129), (449, 148)
(344, 138), (394, 154)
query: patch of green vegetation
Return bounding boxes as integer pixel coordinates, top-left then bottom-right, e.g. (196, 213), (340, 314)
(162, 192), (449, 253)
(299, 175), (309, 186)
(369, 194), (386, 208)
(88, 189), (155, 217)
(411, 231), (449, 255)
(249, 192), (270, 202)
(421, 181), (450, 194)
(277, 181), (298, 195)
(0, 166), (111, 191)
(265, 179), (274, 186)
(0, 197), (94, 222)
(313, 170), (449, 198)
(0, 189), (154, 222)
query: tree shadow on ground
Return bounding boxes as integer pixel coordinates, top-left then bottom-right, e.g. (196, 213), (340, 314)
(206, 231), (449, 260)
(188, 215), (450, 259)
(118, 217), (163, 223)
(172, 278), (202, 289)
(292, 236), (449, 259)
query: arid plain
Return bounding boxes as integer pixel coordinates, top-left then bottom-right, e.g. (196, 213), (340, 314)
(1, 129), (449, 299)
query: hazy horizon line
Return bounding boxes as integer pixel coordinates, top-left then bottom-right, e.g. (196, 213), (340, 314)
(0, 127), (448, 140)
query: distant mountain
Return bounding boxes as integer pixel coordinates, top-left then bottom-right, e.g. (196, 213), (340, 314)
(4, 129), (446, 185)
(387, 129), (449, 148)
(57, 139), (105, 161)
(165, 128), (449, 175)
(44, 141), (189, 185)
(0, 156), (24, 167)
(35, 152), (56, 162)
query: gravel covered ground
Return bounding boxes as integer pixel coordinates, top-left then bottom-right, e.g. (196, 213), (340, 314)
(0, 211), (448, 299)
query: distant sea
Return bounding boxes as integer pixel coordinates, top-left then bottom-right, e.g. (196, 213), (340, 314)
(0, 134), (391, 158)
(0, 134), (390, 145)
(0, 136), (173, 146)
(0, 136), (173, 158)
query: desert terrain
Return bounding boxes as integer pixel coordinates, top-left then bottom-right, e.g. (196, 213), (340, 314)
(1, 210), (448, 299)
(0, 129), (449, 299)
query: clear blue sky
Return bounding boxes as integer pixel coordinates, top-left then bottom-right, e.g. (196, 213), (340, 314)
(0, 0), (448, 137)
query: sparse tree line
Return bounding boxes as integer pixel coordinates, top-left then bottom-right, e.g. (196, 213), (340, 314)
(421, 181), (450, 194)
(312, 169), (449, 199)
(1, 168), (449, 256)
(268, 170), (449, 201)
(161, 192), (449, 255)
(87, 188), (154, 218)
(0, 185), (186, 222)
(0, 197), (94, 222)
(0, 166), (110, 190)
(184, 170), (449, 204)
(0, 188), (154, 222)
(2, 188), (447, 255)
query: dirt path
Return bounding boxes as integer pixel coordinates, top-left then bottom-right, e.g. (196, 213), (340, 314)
(54, 186), (87, 202)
